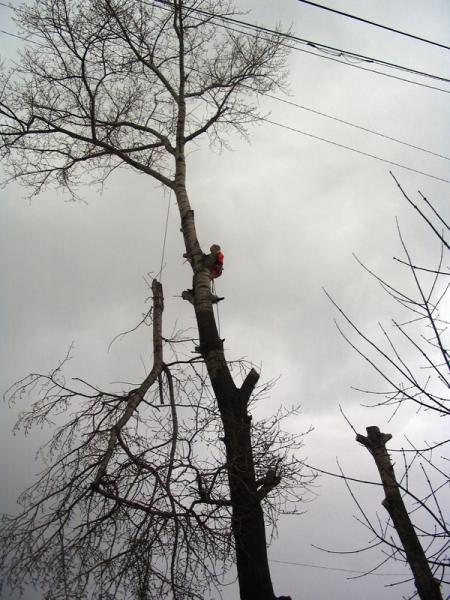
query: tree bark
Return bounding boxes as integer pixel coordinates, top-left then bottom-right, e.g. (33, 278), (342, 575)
(356, 426), (442, 600)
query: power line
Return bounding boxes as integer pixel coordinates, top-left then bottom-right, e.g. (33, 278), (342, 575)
(153, 0), (450, 85)
(208, 18), (450, 94)
(263, 118), (450, 184)
(264, 94), (450, 161)
(0, 28), (33, 43)
(271, 558), (366, 575)
(232, 19), (450, 84)
(2, 0), (450, 85)
(0, 32), (447, 97)
(148, 1), (450, 93)
(295, 0), (450, 51)
(158, 48), (450, 181)
(269, 558), (409, 577)
(1, 3), (449, 93)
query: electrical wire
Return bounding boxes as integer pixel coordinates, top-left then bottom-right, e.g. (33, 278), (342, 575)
(152, 0), (450, 85)
(263, 94), (450, 161)
(269, 558), (409, 577)
(148, 0), (450, 93)
(263, 118), (450, 184)
(146, 52), (450, 179)
(2, 0), (450, 84)
(1, 0), (449, 93)
(0, 28), (31, 42)
(295, 0), (450, 51)
(0, 28), (46, 47)
(1, 21), (447, 94)
(218, 20), (450, 94)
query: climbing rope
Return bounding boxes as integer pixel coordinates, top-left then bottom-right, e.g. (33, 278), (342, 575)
(211, 279), (221, 336)
(157, 191), (171, 284)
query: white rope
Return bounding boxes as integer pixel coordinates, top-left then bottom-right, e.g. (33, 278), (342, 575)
(212, 279), (221, 336)
(157, 192), (171, 283)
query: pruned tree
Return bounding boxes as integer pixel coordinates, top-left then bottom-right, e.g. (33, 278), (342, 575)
(356, 426), (443, 600)
(0, 1), (312, 599)
(327, 175), (449, 599)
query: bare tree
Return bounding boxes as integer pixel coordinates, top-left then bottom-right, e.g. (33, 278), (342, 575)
(0, 1), (312, 599)
(1, 278), (310, 599)
(328, 176), (449, 599)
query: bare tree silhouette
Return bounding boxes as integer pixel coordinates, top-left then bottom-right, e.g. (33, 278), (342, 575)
(326, 175), (448, 599)
(0, 2), (312, 599)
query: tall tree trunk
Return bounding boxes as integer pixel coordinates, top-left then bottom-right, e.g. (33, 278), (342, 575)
(173, 164), (276, 599)
(177, 199), (276, 599)
(172, 6), (278, 591)
(357, 426), (442, 600)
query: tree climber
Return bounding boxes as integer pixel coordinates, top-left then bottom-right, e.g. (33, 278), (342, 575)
(205, 244), (224, 281)
(182, 244), (224, 304)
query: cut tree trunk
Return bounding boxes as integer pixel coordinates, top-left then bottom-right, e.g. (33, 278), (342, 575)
(357, 426), (442, 600)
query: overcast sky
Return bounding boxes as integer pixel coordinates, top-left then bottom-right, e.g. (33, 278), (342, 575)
(0, 1), (449, 599)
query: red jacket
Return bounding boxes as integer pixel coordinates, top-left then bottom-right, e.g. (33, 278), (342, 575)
(210, 251), (224, 279)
